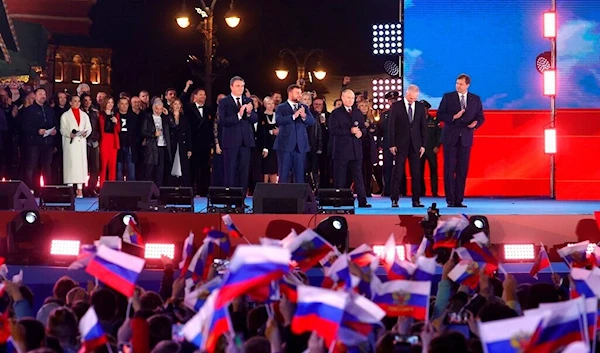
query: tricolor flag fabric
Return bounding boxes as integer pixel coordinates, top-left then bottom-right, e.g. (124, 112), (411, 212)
(415, 236), (433, 259)
(323, 254), (354, 291)
(469, 232), (490, 246)
(68, 244), (97, 270)
(320, 250), (341, 270)
(122, 218), (144, 247)
(455, 242), (499, 275)
(182, 289), (232, 353)
(338, 294), (385, 346)
(78, 306), (108, 353)
(280, 273), (304, 303)
(85, 245), (145, 297)
(178, 232), (195, 274)
(432, 215), (469, 250)
(530, 244), (551, 279)
(478, 312), (546, 353)
(292, 286), (349, 346)
(570, 267), (600, 298)
(412, 255), (437, 281)
(371, 280), (430, 320)
(260, 229), (298, 248)
(187, 243), (210, 280)
(348, 245), (377, 269)
(380, 235), (416, 280)
(448, 260), (481, 289)
(184, 277), (223, 312)
(286, 229), (335, 271)
(204, 229), (232, 260)
(557, 241), (590, 268)
(215, 245), (291, 308)
(222, 214), (243, 238)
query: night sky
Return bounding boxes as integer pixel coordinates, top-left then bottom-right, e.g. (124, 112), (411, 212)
(88, 0), (401, 100)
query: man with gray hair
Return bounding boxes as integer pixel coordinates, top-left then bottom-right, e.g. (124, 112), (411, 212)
(76, 83), (90, 97)
(388, 84), (427, 208)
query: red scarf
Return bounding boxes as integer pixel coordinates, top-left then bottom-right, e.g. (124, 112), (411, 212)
(72, 108), (81, 126)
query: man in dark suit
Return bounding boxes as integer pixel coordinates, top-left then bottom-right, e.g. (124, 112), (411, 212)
(312, 97), (330, 188)
(437, 73), (485, 207)
(274, 84), (315, 183)
(388, 85), (427, 208)
(329, 89), (371, 208)
(184, 88), (215, 196)
(378, 91), (401, 197)
(218, 76), (258, 192)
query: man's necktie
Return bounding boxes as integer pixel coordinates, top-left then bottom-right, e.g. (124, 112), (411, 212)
(347, 108), (352, 114)
(294, 104), (299, 111)
(197, 105), (203, 117)
(236, 97), (242, 109)
(408, 104), (413, 123)
(460, 95), (466, 110)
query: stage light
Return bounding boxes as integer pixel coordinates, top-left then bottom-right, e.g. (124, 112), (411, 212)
(535, 52), (552, 74)
(25, 211), (37, 224)
(544, 128), (556, 154)
(459, 215), (490, 246)
(50, 240), (81, 256)
(103, 212), (138, 237)
(144, 243), (175, 259)
(372, 78), (402, 110)
(314, 216), (349, 253)
(6, 210), (46, 263)
(503, 244), (535, 261)
(122, 214), (134, 226)
(543, 69), (556, 96)
(543, 11), (556, 39)
(372, 23), (402, 55)
(373, 245), (406, 261)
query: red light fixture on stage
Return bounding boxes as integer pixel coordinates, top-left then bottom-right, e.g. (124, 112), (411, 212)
(543, 70), (556, 96)
(543, 11), (557, 38)
(544, 129), (557, 154)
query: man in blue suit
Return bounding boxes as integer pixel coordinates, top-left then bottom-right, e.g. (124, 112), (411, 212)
(274, 84), (315, 183)
(436, 74), (485, 207)
(218, 76), (258, 191)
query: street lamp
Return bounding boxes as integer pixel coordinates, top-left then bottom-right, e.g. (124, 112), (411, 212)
(176, 0), (240, 103)
(275, 49), (326, 88)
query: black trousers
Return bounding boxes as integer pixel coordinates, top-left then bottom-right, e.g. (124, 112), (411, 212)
(306, 151), (320, 189)
(248, 147), (262, 194)
(191, 148), (211, 196)
(24, 145), (53, 192)
(223, 146), (251, 191)
(420, 148), (439, 196)
(390, 148), (421, 203)
(444, 141), (471, 204)
(146, 147), (166, 187)
(318, 154), (331, 188)
(211, 153), (224, 187)
(333, 159), (367, 204)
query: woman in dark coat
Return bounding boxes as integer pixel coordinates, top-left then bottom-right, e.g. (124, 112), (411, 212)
(141, 98), (173, 187)
(258, 96), (278, 183)
(166, 98), (192, 186)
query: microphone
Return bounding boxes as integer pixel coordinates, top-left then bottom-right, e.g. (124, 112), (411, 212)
(353, 121), (360, 138)
(70, 129), (78, 144)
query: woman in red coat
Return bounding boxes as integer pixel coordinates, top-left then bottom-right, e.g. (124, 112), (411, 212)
(98, 96), (120, 186)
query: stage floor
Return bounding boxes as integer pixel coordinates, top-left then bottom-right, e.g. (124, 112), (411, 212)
(72, 196), (600, 215)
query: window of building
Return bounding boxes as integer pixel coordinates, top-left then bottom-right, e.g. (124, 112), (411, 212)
(90, 57), (101, 84)
(72, 55), (83, 83)
(54, 54), (64, 82)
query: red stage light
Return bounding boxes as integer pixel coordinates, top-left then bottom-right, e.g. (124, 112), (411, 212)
(544, 129), (557, 154)
(373, 244), (406, 261)
(543, 11), (556, 39)
(503, 244), (535, 261)
(543, 70), (556, 96)
(50, 240), (81, 256)
(144, 243), (175, 259)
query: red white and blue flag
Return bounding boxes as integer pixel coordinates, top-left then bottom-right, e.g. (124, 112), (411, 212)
(78, 306), (108, 353)
(432, 215), (469, 250)
(412, 255), (437, 282)
(221, 214), (243, 238)
(530, 244), (551, 279)
(348, 244), (377, 269)
(455, 242), (499, 276)
(286, 229), (335, 271)
(68, 244), (97, 270)
(279, 273), (304, 303)
(557, 241), (590, 268)
(380, 235), (416, 280)
(122, 218), (144, 247)
(179, 232), (195, 274)
(478, 312), (546, 353)
(322, 254), (354, 291)
(338, 293), (385, 346)
(204, 229), (232, 260)
(371, 280), (430, 320)
(184, 276), (223, 312)
(183, 289), (232, 353)
(85, 245), (145, 297)
(448, 260), (481, 289)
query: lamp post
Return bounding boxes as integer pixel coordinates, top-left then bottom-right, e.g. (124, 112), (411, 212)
(177, 0), (240, 103)
(275, 49), (326, 89)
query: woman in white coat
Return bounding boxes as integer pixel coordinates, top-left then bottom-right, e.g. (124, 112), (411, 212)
(61, 95), (92, 198)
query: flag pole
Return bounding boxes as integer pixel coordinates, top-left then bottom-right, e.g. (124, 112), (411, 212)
(541, 242), (555, 274)
(126, 297), (133, 319)
(105, 343), (114, 353)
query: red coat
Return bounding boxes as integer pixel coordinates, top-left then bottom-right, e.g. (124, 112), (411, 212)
(99, 111), (121, 151)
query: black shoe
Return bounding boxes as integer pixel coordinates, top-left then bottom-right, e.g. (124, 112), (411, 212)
(391, 200), (399, 208)
(447, 202), (455, 207)
(358, 203), (372, 208)
(412, 202), (424, 208)
(455, 203), (467, 208)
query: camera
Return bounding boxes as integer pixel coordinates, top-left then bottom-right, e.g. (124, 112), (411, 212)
(420, 203), (439, 238)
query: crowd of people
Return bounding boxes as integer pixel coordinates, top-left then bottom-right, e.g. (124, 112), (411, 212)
(0, 74), (471, 207)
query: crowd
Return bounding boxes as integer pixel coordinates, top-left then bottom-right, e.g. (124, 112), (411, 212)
(0, 77), (445, 204)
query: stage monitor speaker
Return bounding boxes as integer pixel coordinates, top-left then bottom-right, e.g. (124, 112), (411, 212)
(253, 183), (316, 214)
(99, 181), (159, 211)
(159, 187), (194, 212)
(40, 185), (75, 210)
(0, 181), (39, 211)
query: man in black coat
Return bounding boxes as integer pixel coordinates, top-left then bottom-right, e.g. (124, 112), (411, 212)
(21, 88), (57, 193)
(218, 76), (258, 192)
(329, 89), (371, 208)
(388, 85), (427, 208)
(436, 74), (485, 208)
(116, 97), (139, 181)
(141, 99), (173, 187)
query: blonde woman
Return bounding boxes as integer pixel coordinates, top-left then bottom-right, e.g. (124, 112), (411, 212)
(167, 98), (192, 186)
(358, 100), (378, 196)
(259, 96), (279, 183)
(61, 95), (92, 198)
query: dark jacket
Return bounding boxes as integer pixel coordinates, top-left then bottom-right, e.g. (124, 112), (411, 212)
(436, 91), (485, 147)
(218, 95), (258, 149)
(117, 111), (141, 163)
(141, 113), (174, 165)
(184, 102), (214, 153)
(388, 99), (427, 154)
(329, 106), (366, 161)
(424, 114), (442, 149)
(21, 102), (57, 146)
(273, 101), (315, 153)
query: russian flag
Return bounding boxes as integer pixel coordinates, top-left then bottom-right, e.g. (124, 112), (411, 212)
(415, 236), (433, 259)
(355, 271), (382, 299)
(292, 286), (348, 346)
(455, 243), (499, 275)
(286, 229), (335, 271)
(380, 235), (416, 280)
(478, 312), (546, 353)
(187, 243), (209, 280)
(530, 245), (551, 279)
(184, 277), (222, 312)
(557, 241), (590, 267)
(215, 245), (291, 308)
(320, 250), (341, 270)
(323, 254), (353, 291)
(183, 289), (231, 353)
(448, 260), (481, 289)
(221, 214), (243, 238)
(179, 232), (195, 274)
(348, 244), (377, 269)
(432, 216), (469, 250)
(338, 294), (385, 346)
(260, 229), (298, 248)
(85, 245), (145, 297)
(122, 218), (144, 247)
(571, 267), (600, 298)
(204, 229), (232, 259)
(68, 244), (97, 270)
(280, 273), (303, 303)
(412, 255), (437, 282)
(371, 280), (430, 320)
(525, 297), (588, 353)
(404, 243), (419, 263)
(78, 306), (108, 353)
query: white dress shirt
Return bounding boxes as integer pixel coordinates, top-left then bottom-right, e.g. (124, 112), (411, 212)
(458, 92), (468, 108)
(152, 114), (166, 147)
(232, 95), (243, 120)
(195, 103), (204, 117)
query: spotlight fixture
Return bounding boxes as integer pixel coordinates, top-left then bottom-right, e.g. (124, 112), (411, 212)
(372, 23), (403, 55)
(384, 61), (400, 76)
(535, 52), (552, 74)
(6, 210), (46, 264)
(543, 11), (556, 39)
(50, 240), (81, 256)
(103, 212), (139, 237)
(372, 78), (402, 110)
(544, 128), (557, 154)
(314, 216), (349, 253)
